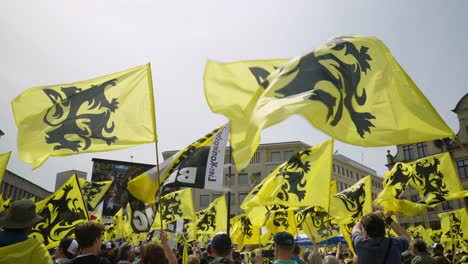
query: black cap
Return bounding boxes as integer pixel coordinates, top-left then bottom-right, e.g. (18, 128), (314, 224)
(274, 232), (294, 246)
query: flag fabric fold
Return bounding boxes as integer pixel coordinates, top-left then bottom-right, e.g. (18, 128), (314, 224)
(151, 188), (195, 230)
(12, 64), (157, 168)
(204, 35), (454, 170)
(195, 196), (227, 235)
(0, 152), (11, 185)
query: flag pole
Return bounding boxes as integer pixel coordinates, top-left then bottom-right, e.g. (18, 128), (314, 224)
(146, 63), (163, 229)
(227, 145), (232, 236)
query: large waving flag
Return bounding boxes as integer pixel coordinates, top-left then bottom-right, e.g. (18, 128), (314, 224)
(128, 124), (229, 203)
(12, 64), (157, 168)
(195, 196), (227, 235)
(439, 208), (468, 252)
(78, 178), (112, 209)
(265, 210), (298, 236)
(205, 36), (454, 170)
(151, 188), (195, 230)
(241, 139), (333, 210)
(0, 152), (11, 185)
(30, 174), (89, 249)
(375, 152), (468, 217)
(127, 192), (156, 233)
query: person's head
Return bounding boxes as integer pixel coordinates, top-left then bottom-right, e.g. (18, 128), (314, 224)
(302, 250), (311, 262)
(74, 221), (104, 254)
(360, 213), (385, 238)
(211, 233), (232, 258)
(412, 239), (427, 255)
(141, 242), (168, 264)
(0, 199), (43, 233)
(188, 255), (200, 264)
(432, 243), (444, 256)
(118, 243), (135, 261)
(274, 232), (295, 260)
(323, 255), (339, 264)
(55, 238), (78, 259)
(308, 250), (323, 264)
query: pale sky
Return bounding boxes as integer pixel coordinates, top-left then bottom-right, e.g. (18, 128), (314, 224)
(0, 0), (466, 192)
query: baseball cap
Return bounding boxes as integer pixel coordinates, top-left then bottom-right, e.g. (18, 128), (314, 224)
(274, 232), (294, 246)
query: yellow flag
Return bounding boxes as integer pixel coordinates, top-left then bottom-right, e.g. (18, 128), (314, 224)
(429, 228), (443, 244)
(128, 124), (229, 204)
(241, 139), (333, 209)
(376, 152), (468, 217)
(0, 152), (11, 185)
(230, 214), (260, 250)
(330, 175), (372, 224)
(12, 64), (157, 168)
(30, 174), (89, 249)
(204, 36), (454, 170)
(0, 197), (11, 214)
(265, 210), (297, 236)
(151, 188), (195, 230)
(78, 178), (112, 209)
(439, 208), (468, 251)
(297, 206), (340, 243)
(111, 208), (124, 240)
(195, 196), (227, 235)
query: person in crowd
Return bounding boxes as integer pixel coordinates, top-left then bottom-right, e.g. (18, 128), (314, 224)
(140, 230), (177, 264)
(208, 233), (234, 264)
(201, 243), (215, 264)
(293, 244), (305, 264)
(72, 221), (111, 264)
(352, 210), (411, 264)
(54, 238), (79, 264)
(402, 251), (415, 264)
(99, 242), (117, 263)
(0, 199), (51, 264)
(307, 235), (322, 264)
(117, 242), (136, 264)
(431, 243), (450, 264)
(411, 239), (435, 264)
(302, 250), (311, 264)
(322, 255), (339, 264)
(189, 255), (201, 264)
(271, 231), (296, 264)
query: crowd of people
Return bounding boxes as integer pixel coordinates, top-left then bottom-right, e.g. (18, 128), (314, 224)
(0, 199), (467, 264)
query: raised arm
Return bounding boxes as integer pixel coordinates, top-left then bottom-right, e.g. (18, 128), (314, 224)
(160, 230), (178, 264)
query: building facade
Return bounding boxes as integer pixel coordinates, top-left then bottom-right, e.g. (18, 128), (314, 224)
(1, 170), (52, 201)
(385, 93), (468, 229)
(163, 141), (383, 216)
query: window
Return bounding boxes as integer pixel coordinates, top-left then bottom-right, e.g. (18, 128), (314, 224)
(457, 159), (468, 179)
(238, 173), (249, 185)
(410, 195), (419, 202)
(200, 195), (210, 207)
(416, 143), (428, 158)
(414, 222), (425, 228)
(346, 169), (349, 178)
(271, 152), (281, 162)
(284, 151), (294, 161)
(250, 152), (260, 164)
(403, 145), (414, 161)
(441, 201), (453, 210)
(338, 182), (343, 192)
(239, 193), (248, 204)
(333, 165), (336, 173)
(430, 221), (440, 230)
(350, 171), (354, 180)
(225, 193), (235, 205)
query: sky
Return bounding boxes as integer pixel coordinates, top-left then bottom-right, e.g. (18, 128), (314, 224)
(0, 0), (467, 192)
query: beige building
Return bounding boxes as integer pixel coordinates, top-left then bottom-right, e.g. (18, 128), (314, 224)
(55, 170), (87, 191)
(1, 170), (52, 201)
(385, 93), (468, 230)
(163, 141), (383, 216)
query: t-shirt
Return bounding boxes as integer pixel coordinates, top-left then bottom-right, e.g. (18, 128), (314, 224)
(411, 252), (436, 264)
(352, 232), (409, 264)
(273, 260), (297, 264)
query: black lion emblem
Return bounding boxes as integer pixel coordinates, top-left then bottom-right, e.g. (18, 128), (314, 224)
(240, 216), (254, 239)
(197, 206), (217, 232)
(160, 194), (184, 223)
(334, 181), (367, 219)
(250, 36), (375, 138)
(31, 184), (87, 245)
(276, 150), (311, 201)
(42, 79), (119, 152)
(412, 157), (448, 205)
